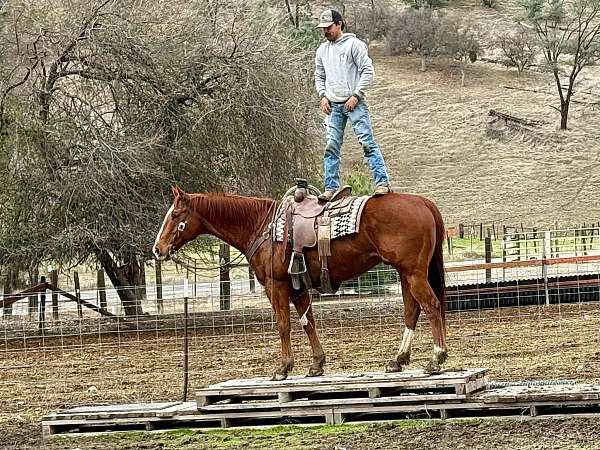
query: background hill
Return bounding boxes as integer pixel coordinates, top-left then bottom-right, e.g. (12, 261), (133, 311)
(325, 0), (600, 228)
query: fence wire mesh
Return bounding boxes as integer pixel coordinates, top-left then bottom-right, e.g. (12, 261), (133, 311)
(1, 233), (600, 418)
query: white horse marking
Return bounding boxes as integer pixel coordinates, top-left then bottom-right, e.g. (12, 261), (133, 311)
(399, 328), (415, 355)
(153, 204), (174, 258)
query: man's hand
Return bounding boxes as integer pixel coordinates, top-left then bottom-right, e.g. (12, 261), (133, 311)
(344, 95), (359, 112)
(320, 97), (331, 114)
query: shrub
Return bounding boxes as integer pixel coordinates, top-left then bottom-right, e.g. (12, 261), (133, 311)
(495, 27), (537, 72)
(342, 0), (394, 43)
(385, 8), (444, 71)
(342, 165), (372, 196)
(440, 18), (481, 85)
(407, 0), (448, 9)
(289, 22), (323, 49)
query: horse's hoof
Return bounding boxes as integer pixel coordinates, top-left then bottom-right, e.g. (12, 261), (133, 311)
(424, 361), (441, 375)
(307, 367), (324, 377)
(271, 371), (288, 381)
(385, 360), (403, 373)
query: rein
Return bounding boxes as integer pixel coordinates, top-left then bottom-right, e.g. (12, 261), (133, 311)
(245, 200), (278, 262)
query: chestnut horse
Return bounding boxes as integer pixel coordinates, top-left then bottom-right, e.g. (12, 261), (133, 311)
(153, 186), (447, 380)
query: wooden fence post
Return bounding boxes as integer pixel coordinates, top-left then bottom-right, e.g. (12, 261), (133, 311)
(74, 271), (83, 319)
(97, 269), (107, 311)
(248, 266), (256, 294)
(50, 270), (59, 320)
(219, 243), (231, 311)
(28, 266), (39, 318)
(38, 276), (46, 331)
(2, 271), (12, 318)
(485, 235), (492, 283)
(155, 260), (164, 315)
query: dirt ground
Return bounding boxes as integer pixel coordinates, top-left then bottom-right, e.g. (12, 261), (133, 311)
(1, 301), (599, 449)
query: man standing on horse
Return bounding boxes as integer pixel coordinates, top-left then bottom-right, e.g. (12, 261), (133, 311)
(314, 9), (391, 202)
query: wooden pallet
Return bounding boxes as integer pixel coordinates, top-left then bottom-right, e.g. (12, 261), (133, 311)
(42, 371), (600, 436)
(196, 368), (489, 407)
(42, 402), (205, 436)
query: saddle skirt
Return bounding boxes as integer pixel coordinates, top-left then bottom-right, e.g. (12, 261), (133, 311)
(274, 194), (370, 243)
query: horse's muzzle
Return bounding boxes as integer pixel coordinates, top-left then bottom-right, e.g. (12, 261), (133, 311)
(153, 246), (169, 261)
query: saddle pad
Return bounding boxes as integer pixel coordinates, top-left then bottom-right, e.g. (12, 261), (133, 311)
(274, 195), (370, 242)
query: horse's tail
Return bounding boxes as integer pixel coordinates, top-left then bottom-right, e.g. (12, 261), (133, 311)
(424, 199), (446, 322)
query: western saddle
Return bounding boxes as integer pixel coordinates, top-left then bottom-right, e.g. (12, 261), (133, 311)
(286, 179), (353, 293)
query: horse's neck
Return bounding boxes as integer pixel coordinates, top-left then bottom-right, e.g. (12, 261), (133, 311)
(192, 194), (273, 253)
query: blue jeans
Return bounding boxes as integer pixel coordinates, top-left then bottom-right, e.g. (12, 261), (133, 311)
(323, 101), (390, 192)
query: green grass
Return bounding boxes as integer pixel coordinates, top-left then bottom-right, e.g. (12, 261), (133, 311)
(48, 418), (525, 450)
(49, 421), (440, 449)
(445, 236), (503, 261)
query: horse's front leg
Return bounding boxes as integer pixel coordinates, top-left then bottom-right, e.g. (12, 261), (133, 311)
(268, 279), (294, 381)
(291, 291), (325, 377)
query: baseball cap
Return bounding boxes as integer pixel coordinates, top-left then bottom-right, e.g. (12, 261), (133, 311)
(316, 9), (343, 28)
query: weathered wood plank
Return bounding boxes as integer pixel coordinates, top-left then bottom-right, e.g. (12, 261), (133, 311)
(206, 369), (488, 391)
(198, 393), (465, 413)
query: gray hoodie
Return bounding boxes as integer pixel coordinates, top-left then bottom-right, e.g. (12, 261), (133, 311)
(314, 33), (374, 103)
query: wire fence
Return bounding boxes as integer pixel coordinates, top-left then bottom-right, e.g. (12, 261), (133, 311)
(1, 231), (600, 419)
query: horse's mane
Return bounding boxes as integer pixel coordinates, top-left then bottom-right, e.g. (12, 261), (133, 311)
(190, 192), (276, 230)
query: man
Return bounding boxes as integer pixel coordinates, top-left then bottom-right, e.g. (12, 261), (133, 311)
(314, 9), (391, 202)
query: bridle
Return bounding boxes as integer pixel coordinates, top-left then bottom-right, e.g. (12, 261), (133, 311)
(162, 198), (277, 261)
(168, 210), (191, 256)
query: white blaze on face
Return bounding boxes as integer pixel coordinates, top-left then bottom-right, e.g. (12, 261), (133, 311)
(153, 204), (174, 257)
(399, 328), (415, 355)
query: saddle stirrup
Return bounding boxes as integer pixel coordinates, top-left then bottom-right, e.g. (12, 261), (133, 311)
(288, 251), (307, 291)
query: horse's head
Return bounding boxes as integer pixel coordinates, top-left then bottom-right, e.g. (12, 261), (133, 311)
(153, 186), (200, 260)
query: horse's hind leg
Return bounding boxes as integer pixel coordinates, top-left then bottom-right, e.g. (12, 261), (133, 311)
(405, 271), (448, 374)
(386, 273), (421, 372)
(291, 292), (326, 377)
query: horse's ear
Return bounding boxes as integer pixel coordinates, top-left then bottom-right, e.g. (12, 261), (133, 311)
(171, 185), (184, 199)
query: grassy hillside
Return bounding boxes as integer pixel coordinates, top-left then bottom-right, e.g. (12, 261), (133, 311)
(330, 0), (600, 228)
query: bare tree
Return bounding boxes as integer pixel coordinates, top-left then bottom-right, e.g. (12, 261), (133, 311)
(341, 0), (393, 45)
(441, 18), (481, 86)
(283, 0), (311, 28)
(495, 27), (538, 73)
(520, 0), (600, 129)
(0, 0), (319, 314)
(385, 8), (444, 71)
